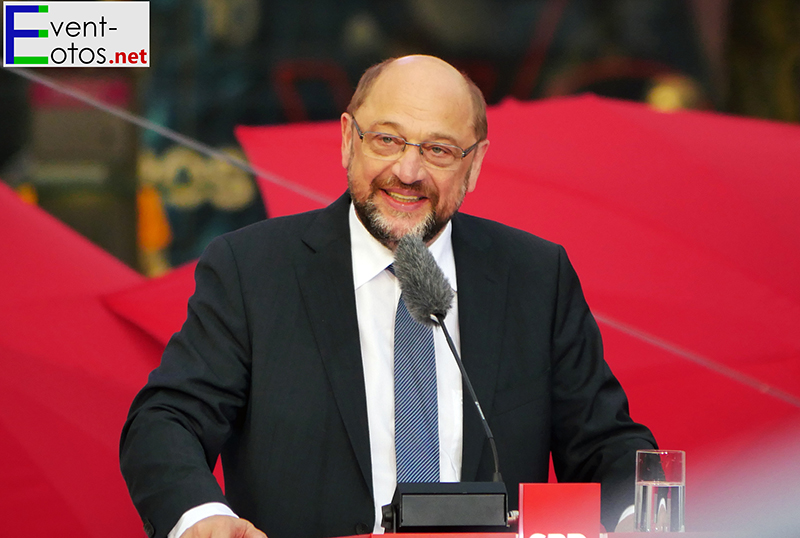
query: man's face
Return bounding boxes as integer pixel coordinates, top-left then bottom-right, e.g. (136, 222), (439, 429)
(341, 57), (489, 249)
(346, 137), (473, 248)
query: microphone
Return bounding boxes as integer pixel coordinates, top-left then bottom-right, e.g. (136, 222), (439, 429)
(392, 233), (454, 325)
(382, 234), (507, 533)
(394, 234), (502, 483)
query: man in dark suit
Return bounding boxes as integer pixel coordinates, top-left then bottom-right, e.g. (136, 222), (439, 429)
(120, 55), (656, 538)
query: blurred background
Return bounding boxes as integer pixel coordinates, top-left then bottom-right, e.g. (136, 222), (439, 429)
(2, 2), (800, 536)
(2, 0), (798, 275)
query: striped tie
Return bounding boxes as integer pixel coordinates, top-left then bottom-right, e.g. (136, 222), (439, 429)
(389, 264), (440, 483)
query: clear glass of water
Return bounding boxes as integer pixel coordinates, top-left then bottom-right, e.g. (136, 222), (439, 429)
(635, 449), (685, 532)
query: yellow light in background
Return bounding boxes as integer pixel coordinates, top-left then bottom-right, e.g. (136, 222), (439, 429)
(16, 183), (38, 205)
(647, 74), (705, 112)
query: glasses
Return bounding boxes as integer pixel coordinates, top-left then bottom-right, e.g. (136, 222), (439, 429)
(351, 116), (479, 170)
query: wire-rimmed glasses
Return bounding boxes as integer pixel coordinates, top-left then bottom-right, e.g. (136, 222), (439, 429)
(351, 115), (479, 170)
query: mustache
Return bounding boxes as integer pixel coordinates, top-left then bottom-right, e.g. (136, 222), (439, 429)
(372, 176), (436, 199)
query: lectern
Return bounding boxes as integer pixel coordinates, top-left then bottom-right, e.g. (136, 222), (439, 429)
(382, 483), (602, 538)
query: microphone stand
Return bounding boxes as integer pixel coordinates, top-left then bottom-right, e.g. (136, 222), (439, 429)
(433, 313), (502, 483)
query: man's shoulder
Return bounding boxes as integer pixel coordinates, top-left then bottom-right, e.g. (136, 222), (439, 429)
(222, 206), (328, 245)
(215, 193), (350, 251)
(453, 212), (563, 255)
(195, 196), (349, 275)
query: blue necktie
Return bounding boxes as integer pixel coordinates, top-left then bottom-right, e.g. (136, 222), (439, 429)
(389, 265), (440, 483)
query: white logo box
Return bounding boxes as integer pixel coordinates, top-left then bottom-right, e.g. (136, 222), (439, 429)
(4, 1), (149, 67)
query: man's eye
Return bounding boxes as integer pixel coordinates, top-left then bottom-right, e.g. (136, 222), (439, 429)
(380, 136), (398, 145)
(427, 145), (455, 157)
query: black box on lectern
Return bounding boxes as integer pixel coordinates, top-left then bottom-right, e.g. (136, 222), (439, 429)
(381, 482), (509, 533)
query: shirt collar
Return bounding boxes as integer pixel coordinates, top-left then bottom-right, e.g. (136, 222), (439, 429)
(349, 202), (457, 291)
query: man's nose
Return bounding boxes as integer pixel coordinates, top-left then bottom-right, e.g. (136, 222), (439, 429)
(392, 144), (427, 184)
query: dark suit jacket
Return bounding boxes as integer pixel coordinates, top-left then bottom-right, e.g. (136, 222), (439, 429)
(120, 193), (656, 538)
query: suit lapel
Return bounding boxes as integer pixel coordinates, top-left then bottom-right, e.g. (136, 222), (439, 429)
(452, 214), (510, 481)
(295, 193), (373, 495)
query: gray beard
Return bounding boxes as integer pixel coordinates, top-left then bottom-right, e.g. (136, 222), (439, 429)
(346, 157), (471, 250)
(351, 192), (440, 250)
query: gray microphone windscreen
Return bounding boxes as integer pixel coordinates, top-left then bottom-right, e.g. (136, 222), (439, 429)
(393, 235), (455, 326)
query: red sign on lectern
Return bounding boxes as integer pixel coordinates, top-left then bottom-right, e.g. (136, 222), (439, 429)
(517, 483), (601, 538)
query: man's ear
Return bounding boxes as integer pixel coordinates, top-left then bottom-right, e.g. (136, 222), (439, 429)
(465, 139), (490, 193)
(341, 113), (354, 170)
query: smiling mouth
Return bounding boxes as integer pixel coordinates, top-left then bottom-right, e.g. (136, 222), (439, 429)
(386, 191), (425, 203)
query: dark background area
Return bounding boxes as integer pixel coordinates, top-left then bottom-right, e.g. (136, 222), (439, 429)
(1, 0), (798, 275)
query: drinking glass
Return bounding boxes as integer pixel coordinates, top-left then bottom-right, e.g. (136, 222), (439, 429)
(635, 449), (685, 532)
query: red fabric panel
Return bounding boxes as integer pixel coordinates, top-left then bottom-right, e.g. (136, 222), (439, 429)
(104, 261), (198, 346)
(0, 183), (143, 306)
(0, 344), (149, 537)
(0, 183), (163, 537)
(235, 121), (342, 217)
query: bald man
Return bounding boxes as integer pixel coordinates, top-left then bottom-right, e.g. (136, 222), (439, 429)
(121, 56), (656, 538)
